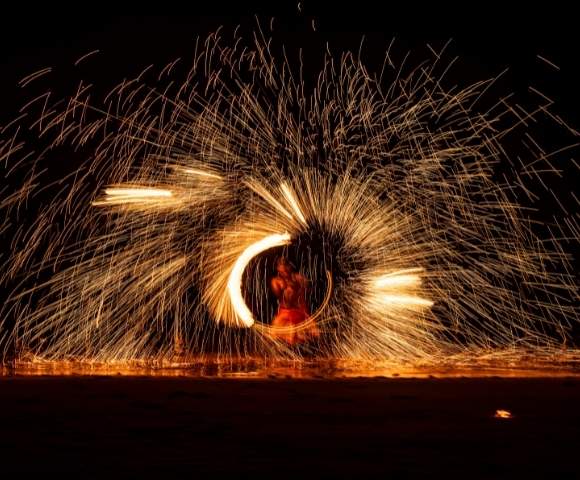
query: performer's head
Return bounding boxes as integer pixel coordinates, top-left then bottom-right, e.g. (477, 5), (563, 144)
(276, 256), (293, 279)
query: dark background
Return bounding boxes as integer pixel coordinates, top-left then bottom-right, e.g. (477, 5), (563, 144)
(0, 3), (578, 219)
(1, 3), (579, 124)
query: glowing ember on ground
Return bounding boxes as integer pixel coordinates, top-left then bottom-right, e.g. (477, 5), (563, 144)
(494, 409), (513, 419)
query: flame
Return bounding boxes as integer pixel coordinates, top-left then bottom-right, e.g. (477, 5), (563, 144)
(227, 233), (292, 327)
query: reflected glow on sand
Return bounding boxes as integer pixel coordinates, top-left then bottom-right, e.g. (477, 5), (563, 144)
(2, 351), (580, 379)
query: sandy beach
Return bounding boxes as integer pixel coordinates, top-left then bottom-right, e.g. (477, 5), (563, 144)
(1, 374), (579, 477)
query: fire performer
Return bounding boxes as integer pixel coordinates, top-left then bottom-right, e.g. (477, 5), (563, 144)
(270, 257), (320, 344)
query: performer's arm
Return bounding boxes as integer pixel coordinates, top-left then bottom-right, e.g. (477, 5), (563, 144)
(296, 273), (309, 291)
(271, 278), (283, 298)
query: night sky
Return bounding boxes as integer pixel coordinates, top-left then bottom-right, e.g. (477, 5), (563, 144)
(0, 6), (576, 144)
(0, 5), (578, 186)
(1, 5), (580, 121)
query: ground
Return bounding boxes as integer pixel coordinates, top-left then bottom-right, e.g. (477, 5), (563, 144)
(1, 374), (579, 477)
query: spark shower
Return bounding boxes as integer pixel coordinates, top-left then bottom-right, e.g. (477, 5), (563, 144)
(0, 25), (578, 365)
